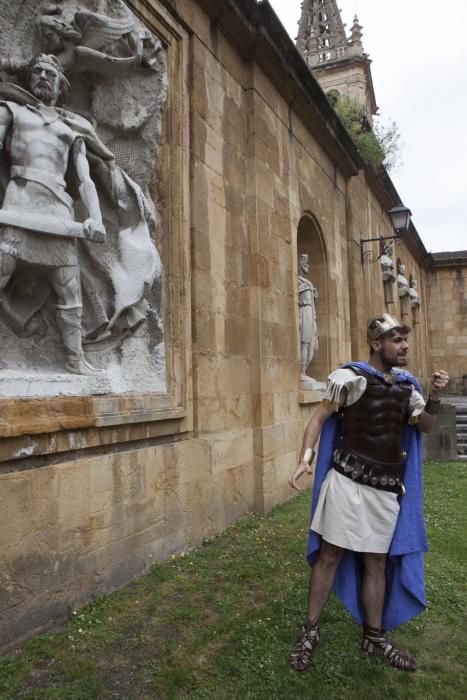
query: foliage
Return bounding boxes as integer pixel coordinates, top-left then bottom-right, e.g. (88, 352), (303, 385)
(0, 463), (465, 699)
(332, 93), (402, 172)
(374, 115), (403, 172)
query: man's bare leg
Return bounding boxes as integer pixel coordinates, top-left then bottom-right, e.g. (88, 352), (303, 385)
(307, 541), (345, 623)
(361, 552), (386, 628)
(361, 552), (416, 671)
(289, 540), (344, 673)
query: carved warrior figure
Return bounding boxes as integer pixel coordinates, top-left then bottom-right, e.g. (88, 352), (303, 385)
(380, 246), (395, 304)
(409, 278), (421, 325)
(396, 263), (409, 298)
(396, 262), (410, 316)
(0, 54), (160, 374)
(298, 253), (319, 383)
(409, 279), (420, 309)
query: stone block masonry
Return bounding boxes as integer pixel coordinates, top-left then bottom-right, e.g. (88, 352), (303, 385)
(1, 0), (465, 650)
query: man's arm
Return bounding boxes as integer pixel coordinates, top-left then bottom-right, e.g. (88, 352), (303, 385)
(289, 395), (344, 492)
(72, 138), (105, 242)
(416, 370), (449, 433)
(0, 105), (13, 148)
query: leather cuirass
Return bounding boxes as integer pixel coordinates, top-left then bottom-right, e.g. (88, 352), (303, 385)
(340, 368), (412, 466)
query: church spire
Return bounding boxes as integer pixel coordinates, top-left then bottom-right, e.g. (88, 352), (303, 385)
(296, 1), (378, 121)
(296, 0), (347, 68)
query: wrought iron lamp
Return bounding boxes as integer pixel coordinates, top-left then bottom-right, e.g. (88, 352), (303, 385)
(360, 205), (412, 265)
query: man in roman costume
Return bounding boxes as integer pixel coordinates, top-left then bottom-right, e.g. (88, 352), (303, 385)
(288, 314), (449, 673)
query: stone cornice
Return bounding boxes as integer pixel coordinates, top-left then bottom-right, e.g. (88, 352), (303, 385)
(429, 251), (467, 268)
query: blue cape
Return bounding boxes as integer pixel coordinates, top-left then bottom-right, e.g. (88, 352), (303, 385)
(307, 361), (428, 630)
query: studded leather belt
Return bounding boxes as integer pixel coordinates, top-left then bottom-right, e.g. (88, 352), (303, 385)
(333, 448), (406, 496)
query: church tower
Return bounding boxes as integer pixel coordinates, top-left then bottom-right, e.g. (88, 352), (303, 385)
(296, 1), (377, 122)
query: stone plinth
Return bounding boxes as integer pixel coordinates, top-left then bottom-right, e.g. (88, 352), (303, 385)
(298, 389), (326, 405)
(0, 370), (111, 398)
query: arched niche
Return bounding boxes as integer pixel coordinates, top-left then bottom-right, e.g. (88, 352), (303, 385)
(296, 212), (330, 385)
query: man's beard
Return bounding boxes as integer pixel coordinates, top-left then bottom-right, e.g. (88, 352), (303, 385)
(380, 348), (408, 368)
(32, 83), (56, 103)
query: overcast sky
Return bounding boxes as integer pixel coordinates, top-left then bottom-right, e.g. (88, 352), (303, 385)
(268, 0), (467, 253)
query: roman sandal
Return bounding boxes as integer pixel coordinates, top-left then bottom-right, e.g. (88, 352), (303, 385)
(362, 625), (416, 672)
(288, 620), (320, 673)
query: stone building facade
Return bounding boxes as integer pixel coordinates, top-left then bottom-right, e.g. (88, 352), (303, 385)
(0, 0), (465, 650)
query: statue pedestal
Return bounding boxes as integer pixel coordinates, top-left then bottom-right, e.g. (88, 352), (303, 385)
(300, 376), (326, 392)
(0, 369), (111, 398)
(298, 389), (325, 405)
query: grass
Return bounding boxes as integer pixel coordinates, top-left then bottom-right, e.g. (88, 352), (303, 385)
(0, 462), (465, 699)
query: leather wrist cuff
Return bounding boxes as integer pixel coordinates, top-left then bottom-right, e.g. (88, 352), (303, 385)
(425, 396), (441, 415)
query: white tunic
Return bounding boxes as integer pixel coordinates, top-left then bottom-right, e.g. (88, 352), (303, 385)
(310, 367), (425, 553)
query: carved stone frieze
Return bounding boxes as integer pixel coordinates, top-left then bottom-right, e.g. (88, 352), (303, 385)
(0, 0), (168, 397)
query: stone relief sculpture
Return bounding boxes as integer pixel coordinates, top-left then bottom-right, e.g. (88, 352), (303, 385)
(396, 262), (410, 317)
(380, 245), (395, 305)
(0, 0), (168, 397)
(298, 253), (325, 390)
(409, 278), (421, 324)
(38, 2), (165, 76)
(0, 56), (107, 376)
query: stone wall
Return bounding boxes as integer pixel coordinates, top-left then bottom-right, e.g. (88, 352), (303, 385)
(0, 0), (453, 650)
(427, 254), (467, 395)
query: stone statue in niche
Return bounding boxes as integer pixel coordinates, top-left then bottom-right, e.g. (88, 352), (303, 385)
(298, 253), (325, 391)
(0, 0), (168, 397)
(409, 278), (421, 324)
(380, 245), (395, 305)
(396, 262), (410, 317)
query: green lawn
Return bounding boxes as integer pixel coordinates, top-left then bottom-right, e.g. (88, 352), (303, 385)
(1, 462), (465, 699)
